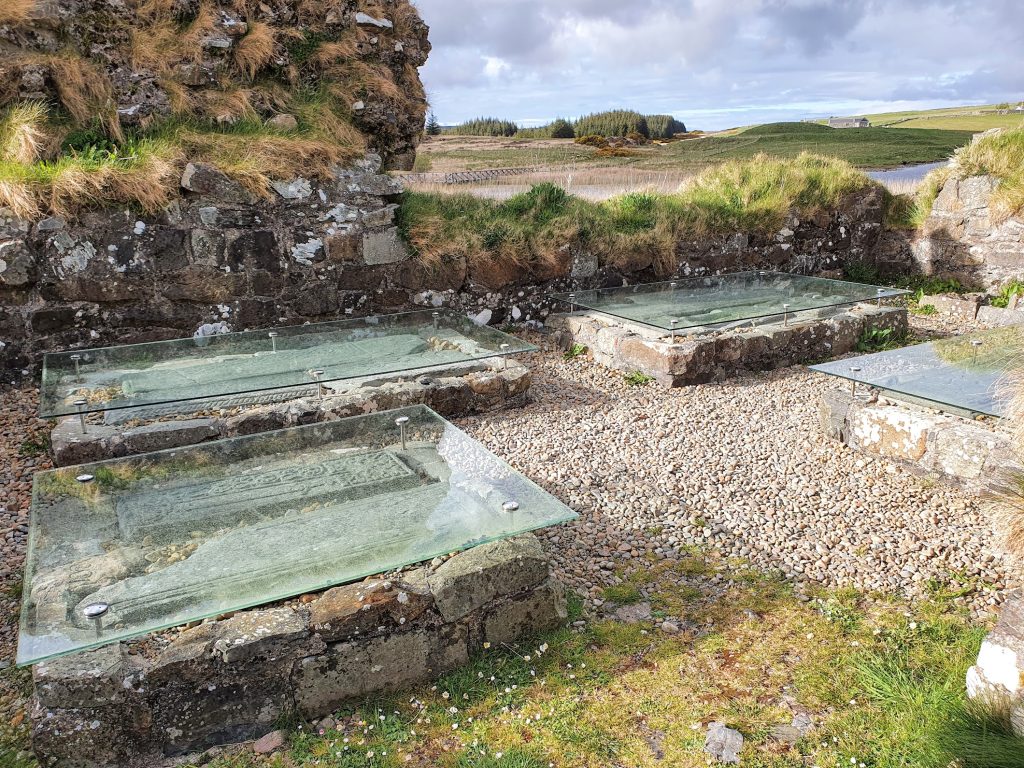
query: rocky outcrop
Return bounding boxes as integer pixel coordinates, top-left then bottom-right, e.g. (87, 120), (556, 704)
(912, 173), (1024, 289)
(31, 533), (567, 766)
(0, 0), (430, 167)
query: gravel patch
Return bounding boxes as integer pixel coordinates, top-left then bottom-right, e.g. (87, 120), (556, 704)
(456, 320), (1019, 619)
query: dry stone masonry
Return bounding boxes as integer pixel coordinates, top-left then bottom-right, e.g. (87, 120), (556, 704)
(30, 533), (567, 767)
(819, 389), (1018, 493)
(552, 305), (907, 387)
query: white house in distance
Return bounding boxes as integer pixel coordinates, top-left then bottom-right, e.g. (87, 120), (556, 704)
(827, 116), (870, 128)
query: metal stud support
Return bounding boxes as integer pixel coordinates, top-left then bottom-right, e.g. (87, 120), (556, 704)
(395, 416), (410, 451)
(783, 304), (791, 327)
(74, 399), (88, 434)
(670, 318), (678, 343)
(568, 293), (576, 313)
(876, 288), (885, 307)
(500, 343), (511, 369)
(971, 339), (984, 364)
(502, 500), (520, 513)
(311, 370), (325, 401)
(83, 602), (109, 638)
(850, 366), (862, 397)
(432, 312), (440, 329)
(76, 473), (95, 483)
(268, 332), (279, 353)
(70, 354), (82, 383)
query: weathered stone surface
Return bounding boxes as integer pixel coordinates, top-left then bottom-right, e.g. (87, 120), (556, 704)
(50, 418), (125, 466)
(967, 594), (1024, 736)
(481, 578), (567, 645)
(362, 227), (410, 265)
(212, 608), (309, 664)
(554, 306), (906, 388)
(34, 644), (126, 709)
(705, 721), (744, 764)
(122, 418), (220, 454)
(310, 578), (435, 642)
(181, 163), (253, 204)
(429, 535), (549, 622)
(820, 394), (1016, 493)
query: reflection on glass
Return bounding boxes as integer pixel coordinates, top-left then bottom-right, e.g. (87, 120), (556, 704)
(549, 272), (909, 332)
(17, 406), (577, 666)
(41, 311), (536, 418)
(809, 325), (1024, 417)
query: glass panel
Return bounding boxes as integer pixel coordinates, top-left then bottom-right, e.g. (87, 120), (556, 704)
(17, 406), (577, 666)
(549, 272), (909, 332)
(41, 310), (536, 418)
(809, 325), (1024, 418)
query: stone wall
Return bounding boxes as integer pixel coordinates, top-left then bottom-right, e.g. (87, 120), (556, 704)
(553, 305), (907, 387)
(30, 534), (567, 767)
(819, 390), (1018, 493)
(967, 593), (1024, 737)
(50, 358), (531, 465)
(0, 183), (902, 379)
(912, 172), (1024, 289)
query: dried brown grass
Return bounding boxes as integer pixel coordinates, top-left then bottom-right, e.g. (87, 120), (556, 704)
(0, 102), (49, 164)
(178, 129), (363, 197)
(200, 88), (258, 125)
(234, 22), (277, 80)
(0, 0), (36, 25)
(131, 1), (216, 72)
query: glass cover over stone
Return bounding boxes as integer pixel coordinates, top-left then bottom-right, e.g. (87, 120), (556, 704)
(40, 310), (535, 418)
(809, 325), (1023, 417)
(17, 406), (577, 666)
(550, 272), (909, 332)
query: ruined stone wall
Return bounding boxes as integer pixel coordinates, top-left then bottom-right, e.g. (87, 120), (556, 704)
(911, 173), (1024, 289)
(31, 534), (567, 767)
(0, 182), (902, 378)
(819, 389), (1018, 493)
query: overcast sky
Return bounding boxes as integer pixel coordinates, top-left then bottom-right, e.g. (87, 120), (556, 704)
(414, 0), (1024, 130)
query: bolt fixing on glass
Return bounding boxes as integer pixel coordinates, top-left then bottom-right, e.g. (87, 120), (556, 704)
(850, 366), (862, 397)
(268, 331), (278, 353)
(83, 602), (109, 638)
(568, 293), (576, 313)
(670, 318), (678, 343)
(502, 500), (520, 512)
(876, 288), (885, 307)
(395, 416), (410, 450)
(783, 304), (791, 327)
(432, 311), (440, 329)
(971, 339), (983, 364)
(70, 354), (82, 383)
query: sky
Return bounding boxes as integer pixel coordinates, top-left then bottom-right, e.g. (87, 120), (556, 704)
(414, 0), (1024, 131)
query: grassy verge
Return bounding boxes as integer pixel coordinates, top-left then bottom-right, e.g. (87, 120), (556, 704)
(398, 152), (877, 277)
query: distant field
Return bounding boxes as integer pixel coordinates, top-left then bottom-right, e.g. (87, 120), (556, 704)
(415, 122), (975, 178)
(829, 103), (1024, 132)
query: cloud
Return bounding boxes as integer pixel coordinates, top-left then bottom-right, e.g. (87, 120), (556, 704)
(414, 0), (1024, 129)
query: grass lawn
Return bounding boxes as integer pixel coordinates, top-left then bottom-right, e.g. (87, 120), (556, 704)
(4, 553), (1020, 768)
(416, 123), (974, 175)
(853, 104), (1024, 132)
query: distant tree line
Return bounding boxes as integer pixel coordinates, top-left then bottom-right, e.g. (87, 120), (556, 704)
(439, 110), (687, 139)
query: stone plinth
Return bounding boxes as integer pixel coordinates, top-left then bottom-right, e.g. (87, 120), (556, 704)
(50, 359), (531, 466)
(819, 389), (1017, 492)
(967, 593), (1024, 736)
(551, 305), (907, 387)
(30, 534), (567, 767)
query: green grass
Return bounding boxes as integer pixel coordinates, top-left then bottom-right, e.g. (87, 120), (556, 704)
(624, 371), (655, 387)
(399, 153), (879, 277)
(563, 343), (588, 361)
(850, 103), (1024, 133)
(422, 122), (975, 173)
(992, 278), (1024, 308)
(856, 327), (906, 353)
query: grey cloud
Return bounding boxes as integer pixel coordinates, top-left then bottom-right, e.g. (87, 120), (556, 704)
(416, 0), (1024, 129)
